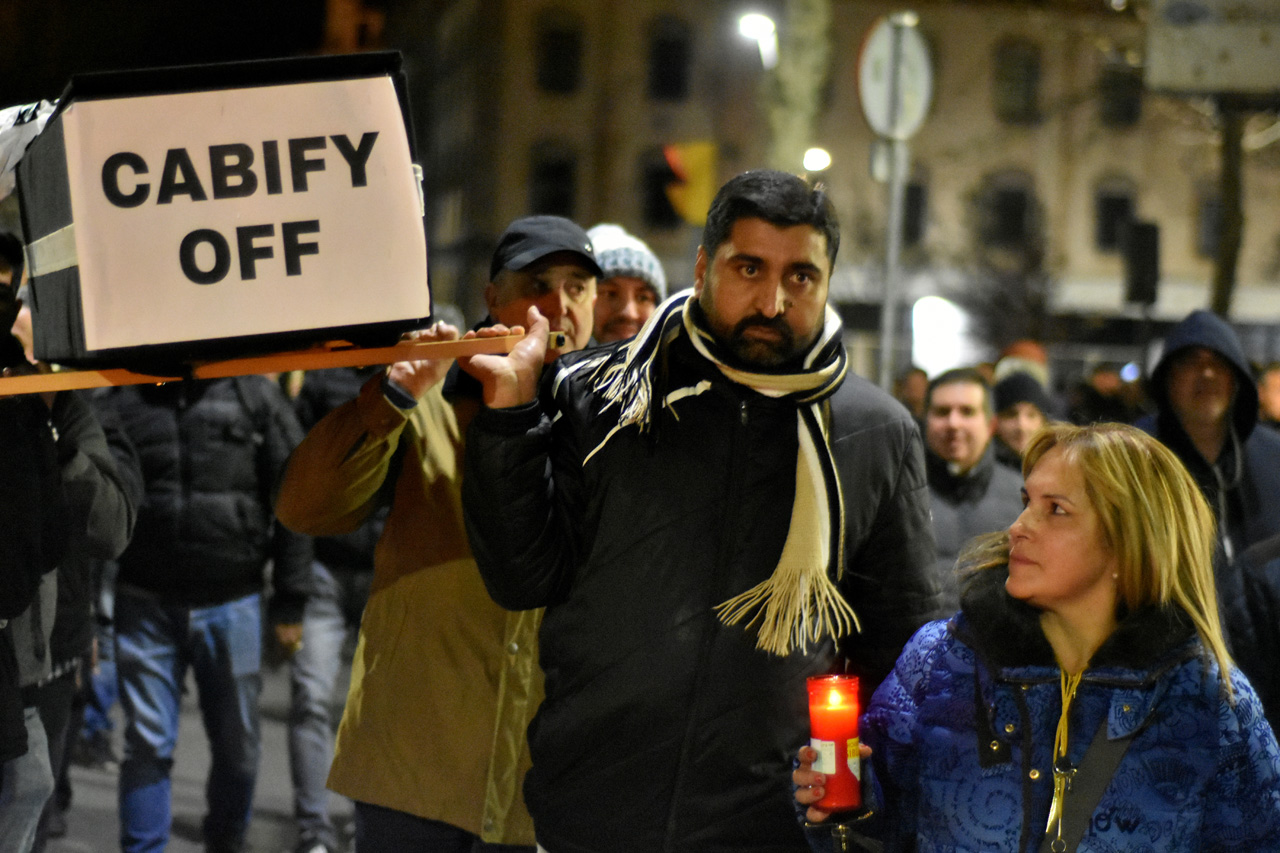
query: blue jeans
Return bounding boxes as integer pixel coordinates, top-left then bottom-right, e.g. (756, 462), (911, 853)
(0, 705), (54, 852)
(353, 801), (535, 853)
(82, 561), (119, 739)
(115, 590), (263, 853)
(290, 561), (369, 848)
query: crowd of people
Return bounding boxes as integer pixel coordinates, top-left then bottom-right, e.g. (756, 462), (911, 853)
(2, 167), (1280, 853)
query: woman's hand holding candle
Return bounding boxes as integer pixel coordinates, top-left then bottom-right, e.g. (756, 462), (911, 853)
(794, 743), (873, 824)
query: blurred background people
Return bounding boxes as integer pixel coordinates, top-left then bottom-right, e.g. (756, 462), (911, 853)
(285, 366), (386, 853)
(892, 365), (928, 424)
(586, 223), (667, 344)
(924, 367), (1023, 610)
(1, 231), (139, 853)
(0, 235), (69, 853)
(991, 371), (1052, 470)
(28, 398), (141, 853)
(1229, 533), (1280, 733)
(98, 376), (312, 853)
(1136, 309), (1280, 564)
(1068, 363), (1140, 425)
(1258, 362), (1280, 432)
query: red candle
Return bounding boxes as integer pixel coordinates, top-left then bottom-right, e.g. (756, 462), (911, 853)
(806, 674), (861, 811)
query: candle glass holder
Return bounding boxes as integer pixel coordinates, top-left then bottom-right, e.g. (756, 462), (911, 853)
(807, 674), (861, 812)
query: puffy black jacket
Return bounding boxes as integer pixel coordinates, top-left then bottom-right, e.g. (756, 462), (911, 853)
(293, 367), (388, 574)
(464, 334), (939, 853)
(0, 386), (66, 763)
(1233, 534), (1280, 733)
(99, 377), (312, 622)
(47, 394), (142, 666)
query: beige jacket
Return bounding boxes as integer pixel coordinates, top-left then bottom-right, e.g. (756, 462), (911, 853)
(276, 376), (541, 844)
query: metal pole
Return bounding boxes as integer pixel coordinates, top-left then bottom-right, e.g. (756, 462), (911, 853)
(878, 139), (908, 390)
(876, 18), (909, 391)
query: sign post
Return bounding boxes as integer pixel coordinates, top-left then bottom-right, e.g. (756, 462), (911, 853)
(857, 12), (932, 390)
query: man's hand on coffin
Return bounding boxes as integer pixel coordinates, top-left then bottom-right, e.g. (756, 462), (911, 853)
(457, 307), (548, 410)
(385, 322), (461, 400)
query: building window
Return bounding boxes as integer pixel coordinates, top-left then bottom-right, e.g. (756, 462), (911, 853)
(648, 16), (693, 101)
(1198, 188), (1223, 258)
(640, 148), (682, 229)
(992, 39), (1041, 125)
(903, 180), (928, 247)
(1094, 180), (1135, 252)
(1098, 61), (1142, 128)
(536, 9), (583, 95)
(978, 171), (1037, 248)
(529, 142), (576, 218)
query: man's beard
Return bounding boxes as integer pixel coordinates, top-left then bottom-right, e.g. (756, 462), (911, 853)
(723, 314), (801, 368)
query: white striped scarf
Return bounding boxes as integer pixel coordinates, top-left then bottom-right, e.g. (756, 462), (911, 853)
(586, 291), (860, 656)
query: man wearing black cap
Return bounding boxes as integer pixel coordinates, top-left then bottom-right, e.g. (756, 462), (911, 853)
(485, 215), (602, 356)
(276, 215), (600, 853)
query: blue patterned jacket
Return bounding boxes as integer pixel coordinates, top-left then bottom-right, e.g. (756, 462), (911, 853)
(852, 567), (1280, 852)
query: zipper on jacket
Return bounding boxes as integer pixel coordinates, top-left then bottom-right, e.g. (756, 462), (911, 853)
(663, 389), (752, 850)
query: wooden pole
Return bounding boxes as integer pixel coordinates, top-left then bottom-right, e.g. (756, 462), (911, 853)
(0, 333), (550, 397)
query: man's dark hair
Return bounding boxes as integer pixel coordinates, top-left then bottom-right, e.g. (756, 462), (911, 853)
(927, 367), (993, 417)
(701, 170), (840, 268)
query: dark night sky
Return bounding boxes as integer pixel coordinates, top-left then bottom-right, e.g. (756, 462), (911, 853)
(1, 1), (328, 107)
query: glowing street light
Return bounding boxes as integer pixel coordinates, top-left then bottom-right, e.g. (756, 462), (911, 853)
(803, 147), (831, 172)
(739, 13), (778, 70)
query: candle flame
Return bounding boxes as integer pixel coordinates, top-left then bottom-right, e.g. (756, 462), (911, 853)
(828, 689), (843, 706)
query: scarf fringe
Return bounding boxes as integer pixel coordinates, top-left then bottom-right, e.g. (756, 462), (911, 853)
(714, 571), (861, 656)
(589, 292), (688, 438)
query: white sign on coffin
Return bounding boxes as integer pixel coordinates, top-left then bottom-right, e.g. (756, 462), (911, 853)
(58, 74), (426, 352)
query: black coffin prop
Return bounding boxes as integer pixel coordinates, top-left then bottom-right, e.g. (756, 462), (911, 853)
(16, 52), (431, 369)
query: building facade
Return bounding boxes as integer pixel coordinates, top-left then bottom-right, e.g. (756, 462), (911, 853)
(390, 0), (1280, 369)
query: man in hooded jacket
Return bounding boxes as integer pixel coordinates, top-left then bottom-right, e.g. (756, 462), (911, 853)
(1136, 309), (1280, 703)
(1136, 309), (1280, 563)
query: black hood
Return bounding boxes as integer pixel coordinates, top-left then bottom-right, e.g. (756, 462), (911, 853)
(1150, 309), (1257, 440)
(954, 564), (1196, 672)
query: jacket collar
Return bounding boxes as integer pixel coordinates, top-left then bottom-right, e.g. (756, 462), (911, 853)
(953, 565), (1197, 677)
(927, 443), (998, 503)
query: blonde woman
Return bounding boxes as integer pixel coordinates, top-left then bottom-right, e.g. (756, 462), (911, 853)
(796, 422), (1280, 851)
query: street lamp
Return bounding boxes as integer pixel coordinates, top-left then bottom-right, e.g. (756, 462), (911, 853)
(739, 13), (778, 70)
(803, 147), (831, 172)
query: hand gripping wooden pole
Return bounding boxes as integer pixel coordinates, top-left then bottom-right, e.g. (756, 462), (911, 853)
(0, 332), (565, 397)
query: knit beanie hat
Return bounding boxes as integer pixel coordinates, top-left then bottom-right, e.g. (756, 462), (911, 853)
(586, 224), (667, 300)
(994, 371), (1051, 416)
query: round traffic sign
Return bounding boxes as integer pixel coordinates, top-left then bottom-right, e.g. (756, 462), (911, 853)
(858, 13), (934, 140)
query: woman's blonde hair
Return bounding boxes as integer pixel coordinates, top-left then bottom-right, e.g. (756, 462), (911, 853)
(961, 422), (1233, 694)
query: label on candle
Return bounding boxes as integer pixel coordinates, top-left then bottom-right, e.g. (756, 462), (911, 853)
(810, 738), (837, 774)
(847, 737), (861, 778)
